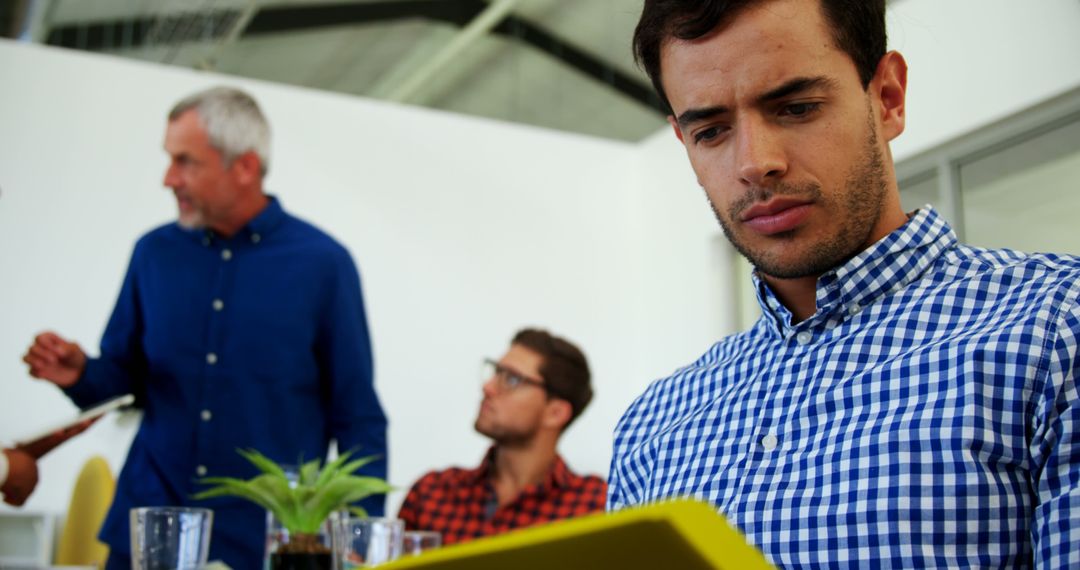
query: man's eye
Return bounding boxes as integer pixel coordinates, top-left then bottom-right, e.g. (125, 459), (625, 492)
(693, 126), (723, 143)
(506, 374), (523, 388)
(782, 102), (820, 117)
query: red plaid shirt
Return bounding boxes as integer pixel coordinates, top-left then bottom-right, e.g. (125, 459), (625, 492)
(396, 448), (607, 545)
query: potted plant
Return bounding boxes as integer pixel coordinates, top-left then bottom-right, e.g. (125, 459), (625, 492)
(195, 449), (391, 570)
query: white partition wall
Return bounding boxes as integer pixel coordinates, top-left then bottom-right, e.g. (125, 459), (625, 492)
(0, 40), (725, 519)
(887, 0), (1080, 161)
(2, 0), (1079, 543)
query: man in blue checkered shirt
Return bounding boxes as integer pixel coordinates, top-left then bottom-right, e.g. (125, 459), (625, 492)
(610, 0), (1080, 567)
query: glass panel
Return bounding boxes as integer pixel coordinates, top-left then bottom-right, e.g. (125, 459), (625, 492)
(898, 171), (940, 215)
(960, 117), (1080, 254)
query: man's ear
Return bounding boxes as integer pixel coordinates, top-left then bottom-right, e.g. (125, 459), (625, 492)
(872, 51), (908, 142)
(668, 115), (685, 143)
(544, 399), (573, 431)
(230, 151), (262, 186)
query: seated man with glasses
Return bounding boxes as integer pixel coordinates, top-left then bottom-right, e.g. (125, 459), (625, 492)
(397, 328), (606, 545)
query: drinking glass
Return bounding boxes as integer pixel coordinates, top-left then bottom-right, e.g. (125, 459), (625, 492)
(401, 531), (441, 557)
(130, 506), (213, 570)
(332, 517), (404, 569)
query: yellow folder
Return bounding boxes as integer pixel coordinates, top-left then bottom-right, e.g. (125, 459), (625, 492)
(380, 499), (773, 570)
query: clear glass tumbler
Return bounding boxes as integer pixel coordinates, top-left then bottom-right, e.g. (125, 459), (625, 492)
(401, 530), (441, 557)
(332, 517), (404, 569)
(130, 506), (213, 570)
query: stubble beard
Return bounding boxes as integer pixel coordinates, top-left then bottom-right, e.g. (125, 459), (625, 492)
(174, 191), (207, 230)
(712, 112), (889, 279)
(474, 416), (536, 447)
(177, 211), (205, 230)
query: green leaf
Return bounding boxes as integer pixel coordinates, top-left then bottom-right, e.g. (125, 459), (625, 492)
(193, 448), (390, 536)
(298, 457), (322, 486)
(238, 448), (288, 479)
(333, 456), (380, 480)
(194, 478), (277, 512)
(313, 451), (354, 487)
(303, 475), (394, 527)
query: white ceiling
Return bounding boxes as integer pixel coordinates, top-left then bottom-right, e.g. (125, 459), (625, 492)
(16, 0), (667, 141)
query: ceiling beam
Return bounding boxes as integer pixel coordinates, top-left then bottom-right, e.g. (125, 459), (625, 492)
(385, 0), (520, 103)
(42, 0), (664, 115)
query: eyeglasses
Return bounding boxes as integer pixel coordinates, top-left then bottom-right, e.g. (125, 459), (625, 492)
(481, 358), (549, 394)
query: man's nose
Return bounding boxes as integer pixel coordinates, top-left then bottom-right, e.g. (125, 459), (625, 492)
(481, 376), (499, 397)
(163, 162), (180, 188)
(735, 119), (788, 187)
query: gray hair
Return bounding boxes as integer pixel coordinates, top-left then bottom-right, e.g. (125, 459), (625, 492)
(169, 86), (271, 176)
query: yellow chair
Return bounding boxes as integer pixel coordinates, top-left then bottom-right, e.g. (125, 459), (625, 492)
(55, 455), (114, 567)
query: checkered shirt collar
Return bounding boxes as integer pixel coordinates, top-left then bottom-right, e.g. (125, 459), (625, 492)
(752, 206), (957, 335)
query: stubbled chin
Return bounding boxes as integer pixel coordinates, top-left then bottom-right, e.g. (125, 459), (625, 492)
(177, 214), (204, 230)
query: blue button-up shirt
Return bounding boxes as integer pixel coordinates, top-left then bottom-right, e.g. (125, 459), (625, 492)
(609, 207), (1080, 568)
(65, 197), (387, 568)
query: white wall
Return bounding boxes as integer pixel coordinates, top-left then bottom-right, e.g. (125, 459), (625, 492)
(0, 39), (725, 527)
(887, 0), (1080, 160)
(2, 0), (1079, 546)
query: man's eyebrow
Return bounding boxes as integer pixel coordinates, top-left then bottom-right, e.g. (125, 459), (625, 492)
(496, 361), (529, 378)
(757, 76), (836, 104)
(675, 105), (729, 129)
(675, 76), (836, 129)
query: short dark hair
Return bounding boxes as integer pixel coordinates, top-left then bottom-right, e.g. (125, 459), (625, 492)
(512, 328), (592, 429)
(633, 0), (887, 114)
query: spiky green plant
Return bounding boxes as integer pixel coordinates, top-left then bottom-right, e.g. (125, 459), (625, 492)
(194, 448), (392, 535)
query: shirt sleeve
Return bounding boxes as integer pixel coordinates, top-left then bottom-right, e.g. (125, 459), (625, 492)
(606, 457), (627, 512)
(607, 401), (650, 513)
(318, 248), (388, 516)
(64, 245), (146, 409)
(1031, 297), (1080, 568)
(397, 480), (423, 530)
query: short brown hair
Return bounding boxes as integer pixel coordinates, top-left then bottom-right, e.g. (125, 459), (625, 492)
(512, 328), (592, 429)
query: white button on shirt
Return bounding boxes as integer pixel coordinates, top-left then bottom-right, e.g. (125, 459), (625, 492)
(761, 433), (779, 451)
(201, 410), (212, 422)
(212, 299), (224, 311)
(206, 353), (218, 365)
(795, 331), (812, 345)
(196, 465), (207, 477)
(221, 249), (232, 261)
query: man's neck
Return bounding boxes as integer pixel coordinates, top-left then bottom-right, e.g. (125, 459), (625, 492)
(490, 438), (558, 508)
(761, 274), (819, 323)
(211, 190), (269, 238)
(760, 206), (911, 324)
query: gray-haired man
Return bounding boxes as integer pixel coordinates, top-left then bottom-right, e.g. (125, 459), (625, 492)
(24, 86), (388, 568)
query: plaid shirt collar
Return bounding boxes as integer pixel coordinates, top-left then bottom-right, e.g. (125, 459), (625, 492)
(753, 206), (957, 336)
(468, 446), (574, 491)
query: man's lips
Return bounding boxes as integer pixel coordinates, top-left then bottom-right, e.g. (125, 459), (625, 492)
(741, 199), (813, 235)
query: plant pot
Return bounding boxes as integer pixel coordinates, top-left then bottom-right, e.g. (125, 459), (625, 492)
(270, 551), (333, 570)
(266, 515), (334, 569)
